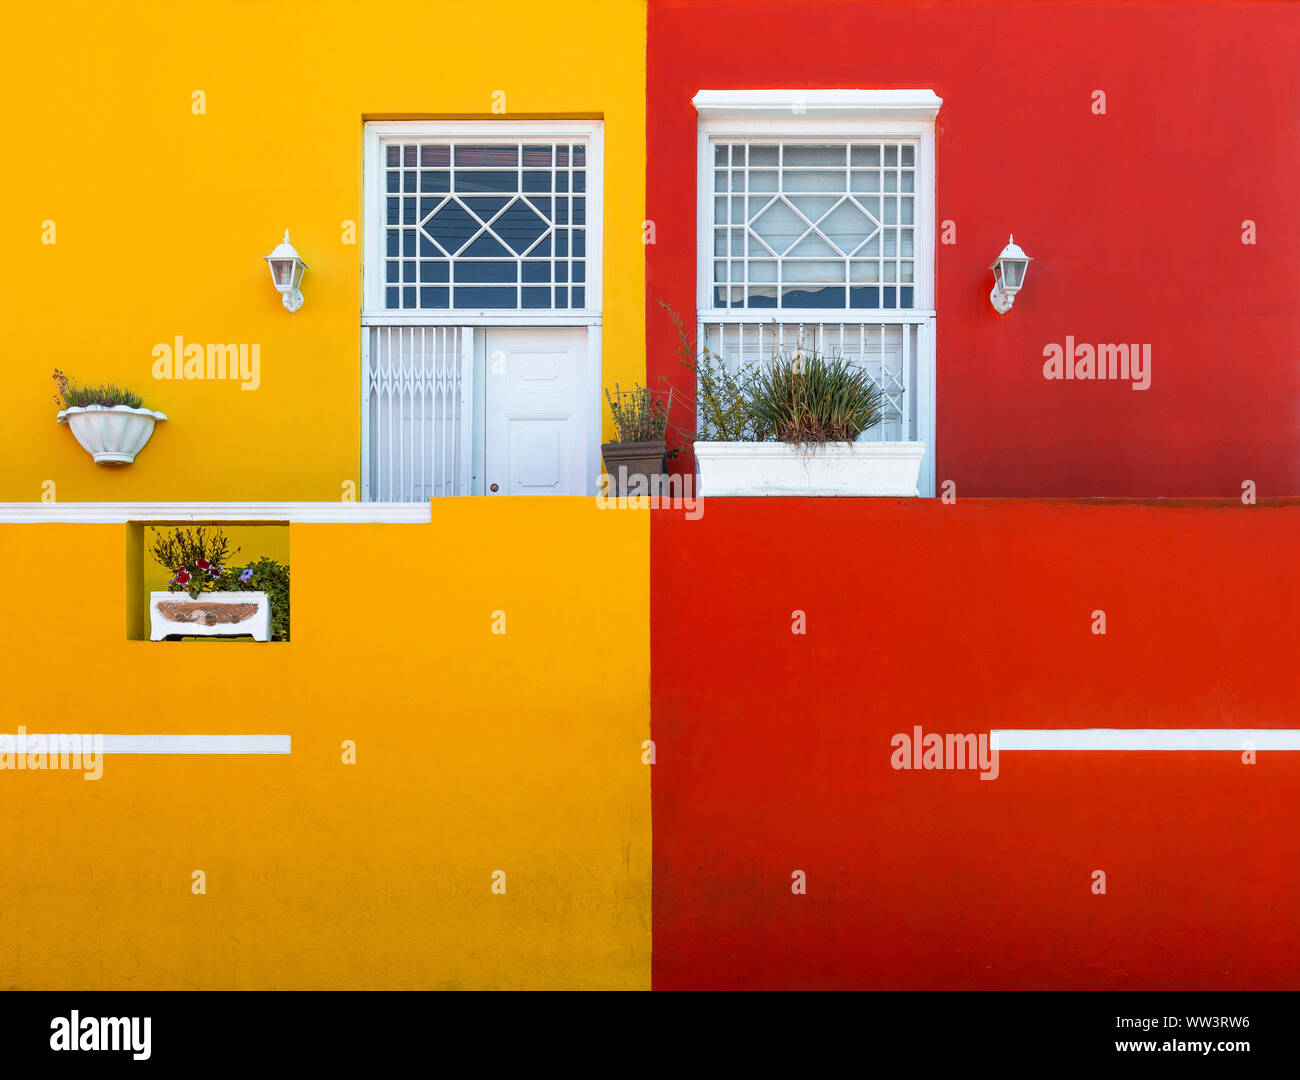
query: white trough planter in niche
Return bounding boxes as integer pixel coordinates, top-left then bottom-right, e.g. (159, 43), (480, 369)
(57, 405), (167, 465)
(693, 441), (926, 497)
(149, 591), (271, 641)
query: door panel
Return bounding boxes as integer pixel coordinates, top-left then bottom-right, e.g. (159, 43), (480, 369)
(485, 328), (589, 496)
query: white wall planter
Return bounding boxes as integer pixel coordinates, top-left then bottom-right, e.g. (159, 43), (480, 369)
(150, 591), (271, 641)
(57, 405), (167, 465)
(694, 441), (926, 497)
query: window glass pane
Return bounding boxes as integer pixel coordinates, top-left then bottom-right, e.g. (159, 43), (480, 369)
(454, 262), (516, 283)
(455, 287), (515, 308)
(851, 170), (881, 194)
(713, 139), (917, 310)
(783, 145), (845, 166)
(380, 139), (589, 311)
(783, 286), (844, 307)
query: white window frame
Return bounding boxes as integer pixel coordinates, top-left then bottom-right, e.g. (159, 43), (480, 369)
(363, 120), (604, 322)
(693, 90), (938, 315)
(692, 90), (940, 495)
(360, 121), (605, 499)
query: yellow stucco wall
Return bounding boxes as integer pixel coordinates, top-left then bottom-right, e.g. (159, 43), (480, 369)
(0, 0), (646, 501)
(0, 500), (650, 988)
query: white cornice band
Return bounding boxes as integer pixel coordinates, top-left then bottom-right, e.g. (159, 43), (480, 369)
(692, 89), (943, 124)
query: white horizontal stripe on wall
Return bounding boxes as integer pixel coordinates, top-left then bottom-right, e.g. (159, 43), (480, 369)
(0, 502), (430, 523)
(992, 729), (1300, 751)
(0, 735), (291, 754)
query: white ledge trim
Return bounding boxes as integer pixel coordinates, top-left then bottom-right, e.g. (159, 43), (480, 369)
(0, 502), (431, 524)
(993, 728), (1300, 751)
(692, 89), (942, 123)
(0, 734), (291, 754)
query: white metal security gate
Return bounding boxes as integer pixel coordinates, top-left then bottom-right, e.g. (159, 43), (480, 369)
(362, 325), (473, 501)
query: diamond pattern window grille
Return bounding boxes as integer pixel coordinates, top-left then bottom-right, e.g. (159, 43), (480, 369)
(711, 141), (917, 310)
(383, 141), (588, 310)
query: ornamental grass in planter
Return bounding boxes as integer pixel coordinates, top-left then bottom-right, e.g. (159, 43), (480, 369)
(668, 306), (926, 497)
(147, 526), (290, 642)
(53, 368), (167, 465)
(601, 383), (675, 496)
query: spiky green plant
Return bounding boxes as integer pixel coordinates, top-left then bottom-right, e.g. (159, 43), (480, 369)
(52, 368), (145, 410)
(604, 383), (674, 443)
(750, 347), (888, 444)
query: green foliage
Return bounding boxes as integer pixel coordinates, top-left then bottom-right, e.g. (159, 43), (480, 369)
(662, 303), (763, 442)
(239, 557), (291, 642)
(604, 382), (673, 443)
(750, 347), (888, 444)
(52, 368), (145, 410)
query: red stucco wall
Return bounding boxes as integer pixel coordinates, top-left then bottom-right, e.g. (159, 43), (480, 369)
(650, 499), (1300, 988)
(646, 0), (1300, 496)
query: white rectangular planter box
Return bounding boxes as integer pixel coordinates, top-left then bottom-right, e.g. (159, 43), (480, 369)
(694, 441), (926, 497)
(149, 591), (271, 641)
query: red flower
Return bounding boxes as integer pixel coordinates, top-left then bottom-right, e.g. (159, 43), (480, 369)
(196, 557), (211, 571)
(175, 569), (192, 585)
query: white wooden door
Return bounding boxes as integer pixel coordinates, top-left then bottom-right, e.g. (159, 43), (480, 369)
(484, 328), (590, 496)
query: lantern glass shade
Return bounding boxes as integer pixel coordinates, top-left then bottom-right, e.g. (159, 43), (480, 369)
(990, 235), (1031, 297)
(264, 231), (308, 293)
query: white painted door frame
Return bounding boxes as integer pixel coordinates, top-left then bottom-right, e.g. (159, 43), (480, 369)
(360, 120), (604, 499)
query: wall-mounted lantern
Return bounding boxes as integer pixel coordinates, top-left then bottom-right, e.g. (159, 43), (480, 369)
(264, 230), (308, 313)
(989, 234), (1032, 315)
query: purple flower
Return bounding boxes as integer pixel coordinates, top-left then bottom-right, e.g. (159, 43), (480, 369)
(238, 568), (254, 583)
